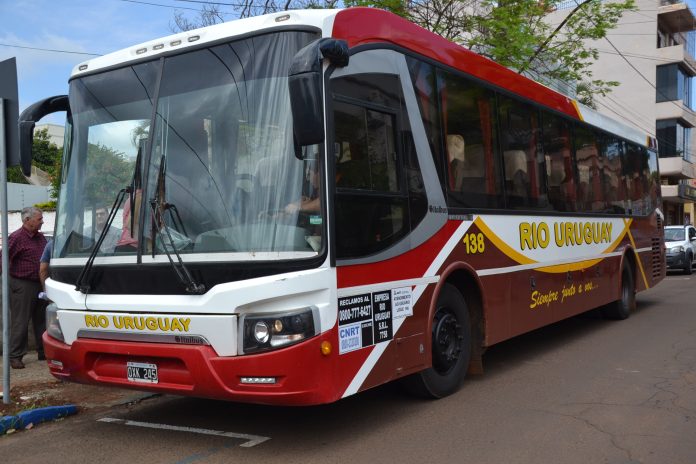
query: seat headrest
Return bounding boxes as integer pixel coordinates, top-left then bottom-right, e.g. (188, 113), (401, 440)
(447, 135), (465, 162)
(504, 150), (527, 179)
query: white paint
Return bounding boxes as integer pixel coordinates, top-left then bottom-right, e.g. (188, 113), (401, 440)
(97, 417), (270, 447)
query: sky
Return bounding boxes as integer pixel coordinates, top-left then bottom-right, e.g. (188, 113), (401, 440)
(0, 0), (238, 124)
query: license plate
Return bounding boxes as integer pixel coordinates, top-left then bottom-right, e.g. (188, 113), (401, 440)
(126, 362), (158, 384)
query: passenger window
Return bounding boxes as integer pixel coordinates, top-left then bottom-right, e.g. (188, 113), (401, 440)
(406, 57), (445, 187)
(498, 95), (547, 209)
(602, 135), (626, 214)
(438, 70), (503, 209)
(541, 112), (576, 212)
(574, 125), (605, 212)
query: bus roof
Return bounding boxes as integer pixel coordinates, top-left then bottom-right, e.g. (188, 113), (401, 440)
(71, 7), (650, 148)
(70, 9), (340, 78)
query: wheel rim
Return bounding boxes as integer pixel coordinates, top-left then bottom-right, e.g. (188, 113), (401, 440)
(432, 308), (464, 375)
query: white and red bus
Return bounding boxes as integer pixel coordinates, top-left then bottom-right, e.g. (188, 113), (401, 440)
(20, 8), (664, 405)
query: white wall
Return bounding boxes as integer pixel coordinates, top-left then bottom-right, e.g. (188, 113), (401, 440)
(7, 182), (51, 211)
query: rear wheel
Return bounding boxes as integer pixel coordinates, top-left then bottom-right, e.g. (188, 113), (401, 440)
(403, 283), (471, 398)
(684, 252), (693, 275)
(602, 263), (636, 320)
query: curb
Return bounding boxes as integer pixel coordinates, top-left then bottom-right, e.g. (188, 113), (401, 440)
(0, 404), (77, 435)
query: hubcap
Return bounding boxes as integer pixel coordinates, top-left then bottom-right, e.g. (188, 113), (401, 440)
(432, 309), (463, 375)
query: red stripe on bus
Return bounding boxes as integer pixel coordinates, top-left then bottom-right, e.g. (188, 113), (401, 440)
(336, 220), (461, 288)
(331, 8), (581, 120)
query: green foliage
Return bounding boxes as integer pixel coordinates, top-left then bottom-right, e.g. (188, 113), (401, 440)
(343, 0), (407, 16)
(32, 127), (61, 172)
(84, 142), (133, 207)
(461, 0), (635, 101)
(7, 166), (29, 184)
(34, 200), (57, 211)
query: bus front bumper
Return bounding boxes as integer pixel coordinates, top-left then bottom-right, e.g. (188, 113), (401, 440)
(43, 332), (339, 406)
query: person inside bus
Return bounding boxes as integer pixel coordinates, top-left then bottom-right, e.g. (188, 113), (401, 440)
(447, 134), (466, 191)
(86, 206), (122, 254)
(284, 161), (320, 215)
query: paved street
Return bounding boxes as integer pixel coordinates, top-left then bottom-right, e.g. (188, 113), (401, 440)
(2, 272), (695, 464)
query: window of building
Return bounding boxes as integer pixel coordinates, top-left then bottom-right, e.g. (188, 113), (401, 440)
(657, 119), (692, 161)
(656, 64), (693, 109)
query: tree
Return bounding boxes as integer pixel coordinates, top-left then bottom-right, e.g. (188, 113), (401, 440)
(171, 3), (226, 32)
(463, 0), (635, 105)
(84, 143), (134, 208)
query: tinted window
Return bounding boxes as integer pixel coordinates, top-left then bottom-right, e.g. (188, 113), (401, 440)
(602, 134), (626, 214)
(574, 125), (604, 212)
(498, 95), (547, 209)
(541, 112), (576, 212)
(438, 70), (503, 209)
(406, 58), (445, 187)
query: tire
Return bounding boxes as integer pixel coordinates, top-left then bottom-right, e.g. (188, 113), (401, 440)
(402, 283), (472, 398)
(684, 253), (693, 275)
(602, 263), (636, 320)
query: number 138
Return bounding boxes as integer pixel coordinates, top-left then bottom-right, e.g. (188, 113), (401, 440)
(463, 232), (485, 254)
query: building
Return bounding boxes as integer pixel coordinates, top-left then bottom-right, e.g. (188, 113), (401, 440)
(35, 123), (65, 149)
(549, 0), (696, 225)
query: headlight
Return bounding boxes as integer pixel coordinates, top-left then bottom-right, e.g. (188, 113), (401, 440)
(669, 246), (685, 253)
(46, 303), (64, 342)
(241, 307), (318, 354)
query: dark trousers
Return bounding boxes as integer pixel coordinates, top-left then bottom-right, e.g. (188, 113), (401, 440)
(9, 277), (46, 360)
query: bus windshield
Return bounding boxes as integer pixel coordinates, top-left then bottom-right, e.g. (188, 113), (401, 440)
(55, 30), (323, 262)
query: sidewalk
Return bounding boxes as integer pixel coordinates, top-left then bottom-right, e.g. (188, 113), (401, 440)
(1, 350), (155, 419)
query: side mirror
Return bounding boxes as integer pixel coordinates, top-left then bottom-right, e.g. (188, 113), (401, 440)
(288, 38), (349, 160)
(18, 95), (69, 176)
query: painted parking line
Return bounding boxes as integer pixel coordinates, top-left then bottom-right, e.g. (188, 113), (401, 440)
(98, 417), (270, 447)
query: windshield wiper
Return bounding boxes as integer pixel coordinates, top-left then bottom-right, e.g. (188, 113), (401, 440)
(149, 155), (205, 294)
(75, 187), (129, 294)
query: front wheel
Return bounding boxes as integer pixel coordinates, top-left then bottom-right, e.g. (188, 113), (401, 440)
(602, 263), (636, 320)
(402, 283), (471, 398)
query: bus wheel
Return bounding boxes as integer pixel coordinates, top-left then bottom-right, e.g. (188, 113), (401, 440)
(403, 283), (471, 398)
(684, 252), (693, 275)
(602, 264), (635, 320)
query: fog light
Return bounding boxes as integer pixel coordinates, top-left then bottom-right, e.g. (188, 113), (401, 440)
(50, 360), (64, 369)
(46, 303), (64, 342)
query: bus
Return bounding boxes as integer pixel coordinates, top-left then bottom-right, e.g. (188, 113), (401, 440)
(19, 8), (665, 405)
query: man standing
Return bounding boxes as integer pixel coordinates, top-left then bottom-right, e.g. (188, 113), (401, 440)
(4, 206), (47, 369)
